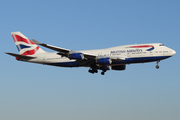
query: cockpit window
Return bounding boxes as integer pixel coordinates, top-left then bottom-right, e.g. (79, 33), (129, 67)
(159, 44), (164, 46)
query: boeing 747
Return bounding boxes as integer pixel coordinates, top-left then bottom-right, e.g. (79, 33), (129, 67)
(6, 32), (176, 75)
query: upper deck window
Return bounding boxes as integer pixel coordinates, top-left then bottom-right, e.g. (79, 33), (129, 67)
(159, 44), (164, 46)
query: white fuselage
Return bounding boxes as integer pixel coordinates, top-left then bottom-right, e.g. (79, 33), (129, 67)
(8, 31), (176, 75)
(24, 43), (176, 67)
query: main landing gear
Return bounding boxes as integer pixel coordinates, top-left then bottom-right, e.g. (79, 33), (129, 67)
(156, 60), (160, 69)
(88, 66), (107, 75)
(101, 69), (106, 75)
(88, 69), (98, 74)
(88, 65), (98, 74)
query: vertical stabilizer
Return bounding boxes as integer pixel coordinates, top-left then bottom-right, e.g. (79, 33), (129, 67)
(11, 32), (46, 55)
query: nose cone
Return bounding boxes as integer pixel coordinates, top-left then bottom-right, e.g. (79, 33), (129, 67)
(172, 50), (176, 55)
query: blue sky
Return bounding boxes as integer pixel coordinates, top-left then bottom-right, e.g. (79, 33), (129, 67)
(0, 0), (180, 120)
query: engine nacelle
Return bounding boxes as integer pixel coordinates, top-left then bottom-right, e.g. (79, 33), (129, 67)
(69, 52), (84, 60)
(97, 58), (112, 64)
(112, 65), (126, 71)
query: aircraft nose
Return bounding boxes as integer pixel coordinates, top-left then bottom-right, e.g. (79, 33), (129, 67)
(172, 50), (176, 55)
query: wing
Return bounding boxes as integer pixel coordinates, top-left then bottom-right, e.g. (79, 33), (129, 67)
(32, 39), (97, 60)
(32, 39), (70, 54)
(32, 39), (125, 62)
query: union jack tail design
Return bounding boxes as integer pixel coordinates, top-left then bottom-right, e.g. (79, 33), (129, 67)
(11, 32), (46, 55)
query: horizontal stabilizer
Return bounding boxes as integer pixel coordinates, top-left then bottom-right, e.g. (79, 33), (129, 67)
(5, 52), (36, 59)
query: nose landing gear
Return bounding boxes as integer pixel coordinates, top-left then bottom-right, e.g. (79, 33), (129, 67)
(156, 60), (160, 69)
(156, 65), (159, 69)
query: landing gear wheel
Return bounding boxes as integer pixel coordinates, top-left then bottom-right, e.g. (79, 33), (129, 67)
(156, 65), (159, 69)
(88, 67), (98, 74)
(101, 72), (105, 75)
(88, 69), (94, 74)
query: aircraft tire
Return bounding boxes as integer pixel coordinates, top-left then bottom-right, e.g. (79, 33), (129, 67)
(101, 72), (105, 75)
(156, 65), (159, 69)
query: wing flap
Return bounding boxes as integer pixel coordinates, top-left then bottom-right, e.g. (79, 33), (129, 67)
(110, 57), (126, 62)
(83, 53), (97, 59)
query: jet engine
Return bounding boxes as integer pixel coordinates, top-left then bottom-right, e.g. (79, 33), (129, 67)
(97, 58), (112, 64)
(69, 52), (84, 60)
(111, 65), (126, 70)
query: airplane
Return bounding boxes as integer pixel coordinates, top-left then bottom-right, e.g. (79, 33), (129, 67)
(6, 32), (176, 75)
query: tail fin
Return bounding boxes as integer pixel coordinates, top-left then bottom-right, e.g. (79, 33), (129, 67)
(11, 32), (46, 55)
